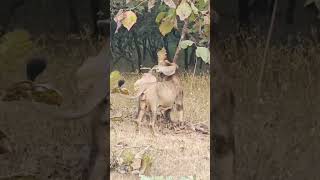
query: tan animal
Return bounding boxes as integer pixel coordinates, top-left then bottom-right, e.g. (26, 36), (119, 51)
(120, 62), (183, 136)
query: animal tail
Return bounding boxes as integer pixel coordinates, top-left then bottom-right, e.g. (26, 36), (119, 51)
(117, 92), (141, 100)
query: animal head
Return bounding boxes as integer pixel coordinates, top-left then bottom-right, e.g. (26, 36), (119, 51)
(157, 47), (167, 65)
(134, 72), (157, 91)
(152, 61), (179, 76)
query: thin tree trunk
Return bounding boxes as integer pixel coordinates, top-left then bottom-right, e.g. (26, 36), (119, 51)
(184, 48), (189, 70)
(133, 32), (142, 72)
(172, 20), (188, 63)
(163, 36), (171, 60)
(142, 38), (147, 62)
(189, 46), (196, 67)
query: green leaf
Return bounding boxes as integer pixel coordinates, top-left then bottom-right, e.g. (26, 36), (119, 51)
(167, 8), (176, 17)
(179, 40), (194, 49)
(163, 0), (176, 8)
(195, 0), (207, 11)
(190, 2), (199, 14)
(122, 11), (137, 31)
(110, 70), (121, 88)
(189, 12), (196, 22)
(176, 1), (192, 21)
(156, 12), (167, 23)
(158, 3), (168, 11)
(159, 19), (174, 36)
(196, 47), (210, 64)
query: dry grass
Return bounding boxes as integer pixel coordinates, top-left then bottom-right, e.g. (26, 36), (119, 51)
(110, 73), (210, 179)
(216, 34), (320, 180)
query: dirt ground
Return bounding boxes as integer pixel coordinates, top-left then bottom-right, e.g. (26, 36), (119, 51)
(110, 73), (210, 180)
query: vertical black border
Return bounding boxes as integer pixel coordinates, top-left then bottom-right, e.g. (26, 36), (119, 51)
(106, 0), (111, 179)
(210, 0), (214, 179)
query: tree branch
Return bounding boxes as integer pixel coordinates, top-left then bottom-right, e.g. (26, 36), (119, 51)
(172, 19), (189, 63)
(257, 0), (278, 99)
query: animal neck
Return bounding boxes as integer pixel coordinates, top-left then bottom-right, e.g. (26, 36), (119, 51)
(164, 74), (181, 86)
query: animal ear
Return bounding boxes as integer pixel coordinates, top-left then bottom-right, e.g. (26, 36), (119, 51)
(156, 64), (177, 76)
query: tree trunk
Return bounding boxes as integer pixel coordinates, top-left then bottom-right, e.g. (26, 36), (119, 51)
(142, 38), (147, 62)
(188, 46), (196, 68)
(172, 20), (188, 63)
(184, 48), (189, 70)
(133, 32), (142, 72)
(162, 36), (171, 60)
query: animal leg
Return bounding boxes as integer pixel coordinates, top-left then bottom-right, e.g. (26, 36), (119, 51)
(176, 104), (184, 123)
(163, 109), (172, 123)
(135, 101), (147, 134)
(150, 107), (159, 137)
(175, 90), (184, 122)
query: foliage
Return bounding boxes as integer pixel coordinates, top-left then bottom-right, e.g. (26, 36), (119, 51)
(110, 70), (130, 95)
(121, 149), (135, 165)
(112, 0), (210, 64)
(110, 70), (122, 88)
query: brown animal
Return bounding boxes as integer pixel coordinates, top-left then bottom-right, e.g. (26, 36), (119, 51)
(120, 62), (184, 136)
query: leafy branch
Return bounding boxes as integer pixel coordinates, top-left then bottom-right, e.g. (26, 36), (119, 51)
(112, 0), (210, 65)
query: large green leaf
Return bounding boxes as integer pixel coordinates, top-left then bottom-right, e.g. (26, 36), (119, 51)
(159, 18), (174, 36)
(167, 8), (176, 18)
(156, 12), (167, 23)
(196, 47), (210, 64)
(176, 1), (192, 21)
(179, 40), (194, 49)
(110, 70), (121, 88)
